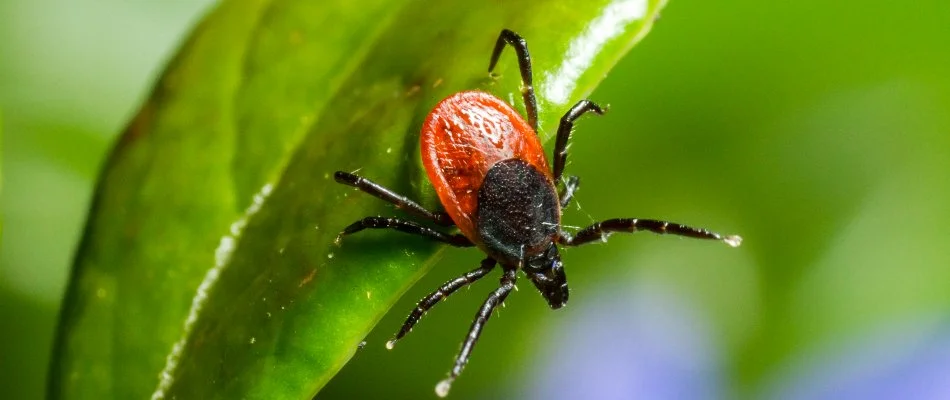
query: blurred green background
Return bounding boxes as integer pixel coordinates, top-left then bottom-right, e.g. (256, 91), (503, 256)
(3, 1), (949, 399)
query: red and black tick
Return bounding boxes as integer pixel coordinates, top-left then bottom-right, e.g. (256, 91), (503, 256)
(334, 29), (742, 397)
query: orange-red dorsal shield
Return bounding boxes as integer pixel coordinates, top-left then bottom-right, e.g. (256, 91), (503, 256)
(420, 90), (553, 244)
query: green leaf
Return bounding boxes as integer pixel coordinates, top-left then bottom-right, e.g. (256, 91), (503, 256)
(49, 0), (668, 398)
(0, 110), (3, 239)
(0, 110), (3, 241)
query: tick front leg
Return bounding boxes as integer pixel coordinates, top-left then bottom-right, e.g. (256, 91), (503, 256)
(435, 267), (517, 397)
(336, 217), (473, 247)
(335, 171), (454, 226)
(552, 100), (606, 182)
(488, 29), (538, 131)
(387, 258), (496, 349)
(559, 218), (742, 248)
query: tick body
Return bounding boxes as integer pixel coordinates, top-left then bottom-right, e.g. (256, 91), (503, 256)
(421, 91), (558, 267)
(334, 29), (742, 397)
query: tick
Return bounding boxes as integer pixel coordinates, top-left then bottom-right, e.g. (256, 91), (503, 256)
(334, 29), (741, 397)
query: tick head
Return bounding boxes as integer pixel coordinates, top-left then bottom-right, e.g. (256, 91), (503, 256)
(524, 244), (569, 309)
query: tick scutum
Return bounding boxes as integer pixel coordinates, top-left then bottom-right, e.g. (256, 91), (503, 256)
(476, 158), (560, 265)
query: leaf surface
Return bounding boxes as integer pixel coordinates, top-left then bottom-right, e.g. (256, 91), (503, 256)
(49, 1), (668, 398)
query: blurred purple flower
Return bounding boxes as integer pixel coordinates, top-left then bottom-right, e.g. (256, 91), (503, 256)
(764, 317), (950, 400)
(525, 281), (950, 400)
(526, 283), (725, 400)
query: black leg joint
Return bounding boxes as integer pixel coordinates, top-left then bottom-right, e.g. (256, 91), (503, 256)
(388, 258), (497, 348)
(334, 171), (455, 226)
(488, 29), (538, 132)
(552, 100), (606, 182)
(336, 217), (472, 247)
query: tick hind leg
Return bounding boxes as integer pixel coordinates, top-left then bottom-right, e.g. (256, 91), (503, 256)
(552, 100), (606, 182)
(489, 29), (539, 131)
(387, 258), (497, 349)
(559, 218), (742, 248)
(435, 267), (517, 397)
(335, 171), (454, 226)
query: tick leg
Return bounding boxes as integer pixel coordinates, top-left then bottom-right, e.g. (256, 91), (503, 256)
(335, 171), (454, 226)
(435, 267), (517, 398)
(488, 29), (538, 131)
(387, 258), (496, 349)
(559, 218), (742, 248)
(336, 217), (473, 247)
(552, 100), (606, 182)
(559, 175), (580, 209)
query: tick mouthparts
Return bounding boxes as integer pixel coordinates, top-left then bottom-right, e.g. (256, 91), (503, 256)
(723, 235), (743, 248)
